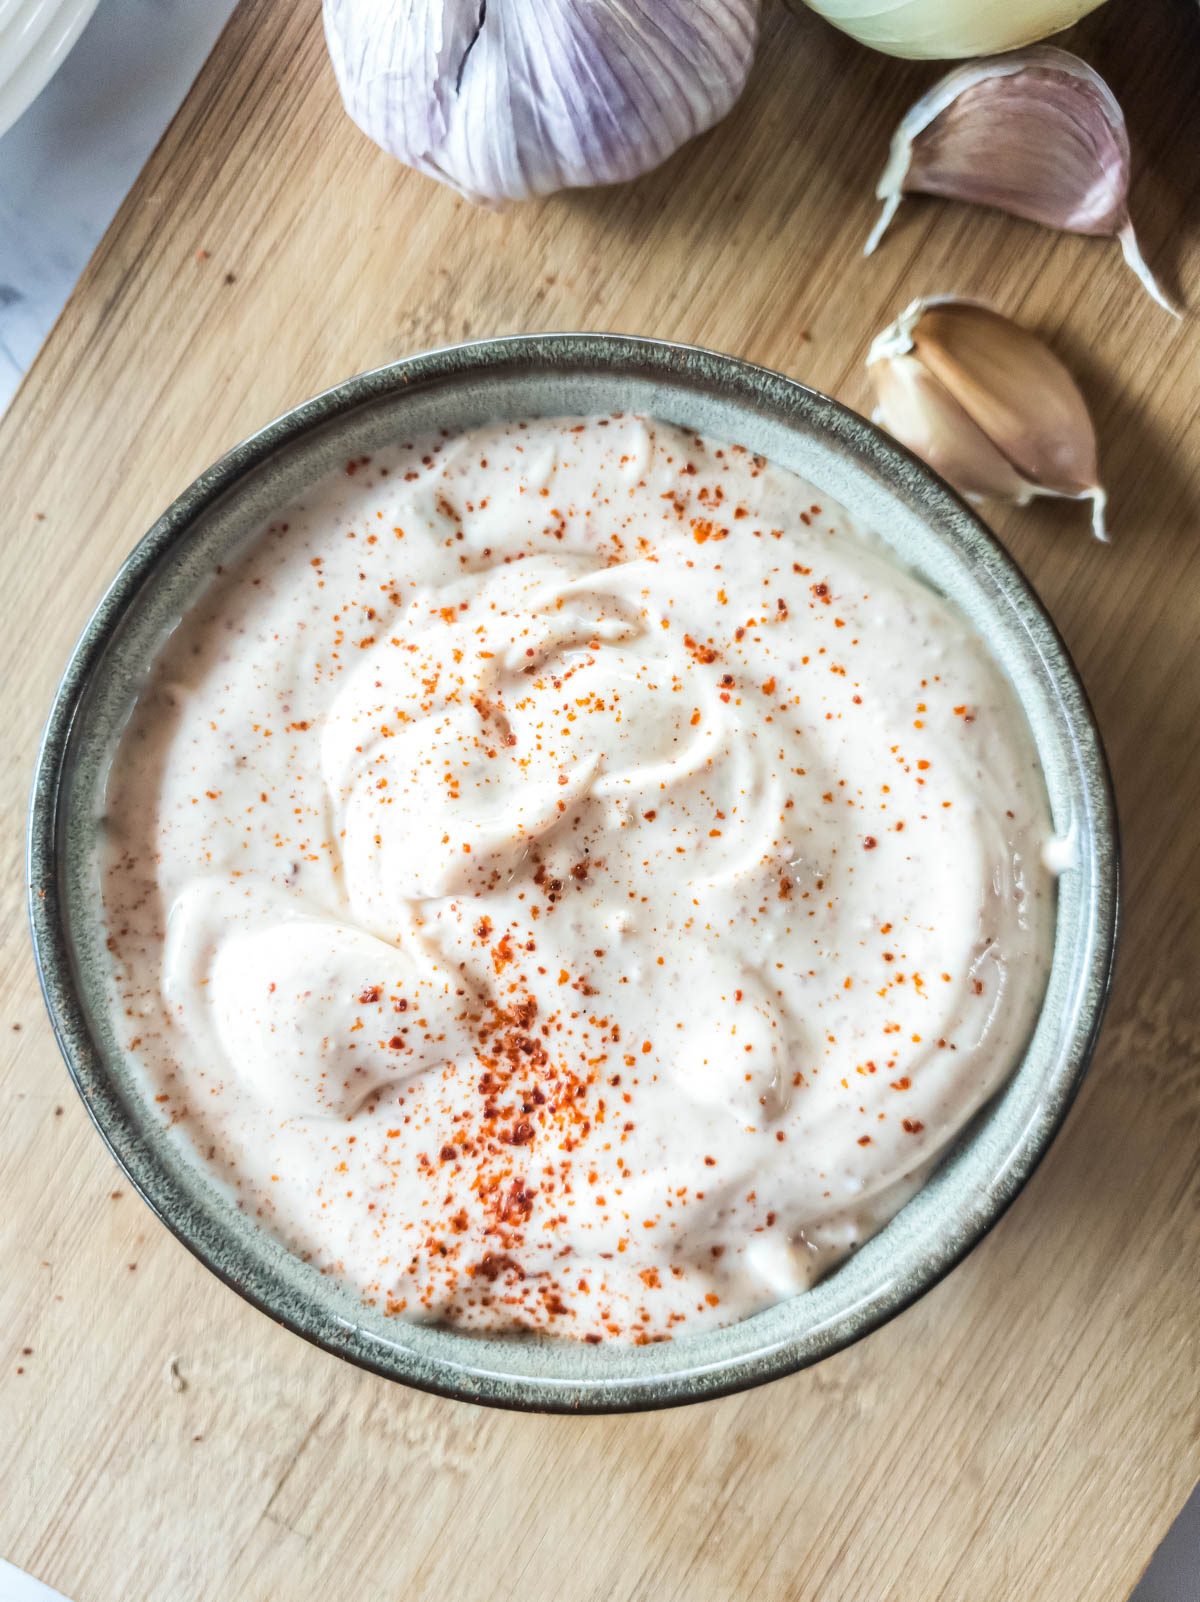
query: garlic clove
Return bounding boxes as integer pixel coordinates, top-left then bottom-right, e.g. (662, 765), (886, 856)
(868, 297), (1108, 540)
(865, 47), (1178, 316)
(911, 301), (1099, 496)
(868, 351), (1034, 503)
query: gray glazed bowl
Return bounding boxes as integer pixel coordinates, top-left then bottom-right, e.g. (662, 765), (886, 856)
(29, 334), (1118, 1412)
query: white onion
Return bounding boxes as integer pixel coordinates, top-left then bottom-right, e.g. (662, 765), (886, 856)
(801, 0), (1108, 60)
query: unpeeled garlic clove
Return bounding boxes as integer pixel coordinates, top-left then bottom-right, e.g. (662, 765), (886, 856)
(865, 47), (1178, 317)
(867, 297), (1108, 540)
(868, 350), (1032, 504)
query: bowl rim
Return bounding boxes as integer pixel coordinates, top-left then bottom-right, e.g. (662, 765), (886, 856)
(27, 331), (1119, 1412)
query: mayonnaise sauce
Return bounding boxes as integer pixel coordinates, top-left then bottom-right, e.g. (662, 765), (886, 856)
(101, 416), (1053, 1342)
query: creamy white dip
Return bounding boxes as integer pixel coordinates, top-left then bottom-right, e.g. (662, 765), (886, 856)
(101, 416), (1053, 1342)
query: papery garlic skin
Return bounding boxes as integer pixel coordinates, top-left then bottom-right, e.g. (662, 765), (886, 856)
(324, 0), (759, 205)
(803, 0), (1107, 59)
(865, 48), (1177, 315)
(868, 297), (1108, 540)
(868, 349), (1032, 503)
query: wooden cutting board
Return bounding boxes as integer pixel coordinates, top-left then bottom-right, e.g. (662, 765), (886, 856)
(1, 2), (1197, 1597)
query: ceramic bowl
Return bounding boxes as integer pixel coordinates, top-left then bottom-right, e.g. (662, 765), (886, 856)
(0, 0), (101, 139)
(28, 334), (1118, 1411)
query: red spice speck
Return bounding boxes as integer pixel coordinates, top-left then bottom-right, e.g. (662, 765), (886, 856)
(472, 1252), (525, 1282)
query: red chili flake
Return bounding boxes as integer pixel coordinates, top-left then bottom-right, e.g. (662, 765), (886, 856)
(863, 836), (878, 850)
(902, 1119), (925, 1134)
(359, 985), (382, 1004)
(472, 1253), (525, 1282)
(684, 634), (720, 664)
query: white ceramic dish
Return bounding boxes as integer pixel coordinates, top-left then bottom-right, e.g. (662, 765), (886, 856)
(0, 0), (100, 138)
(30, 334), (1119, 1411)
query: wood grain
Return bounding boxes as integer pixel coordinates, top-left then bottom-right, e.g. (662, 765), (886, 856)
(1, 2), (1198, 1598)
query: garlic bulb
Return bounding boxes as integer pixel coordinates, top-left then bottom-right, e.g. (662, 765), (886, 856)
(801, 0), (1107, 59)
(865, 48), (1177, 316)
(324, 0), (760, 205)
(867, 297), (1107, 539)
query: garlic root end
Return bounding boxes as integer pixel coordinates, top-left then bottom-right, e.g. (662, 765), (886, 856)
(1089, 487), (1109, 543)
(864, 192), (902, 257)
(1118, 219), (1182, 319)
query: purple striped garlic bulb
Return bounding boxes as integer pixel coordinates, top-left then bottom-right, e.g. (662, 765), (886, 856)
(324, 0), (760, 205)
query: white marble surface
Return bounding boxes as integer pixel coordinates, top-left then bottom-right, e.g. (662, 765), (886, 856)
(0, 4), (1194, 1597)
(0, 0), (238, 408)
